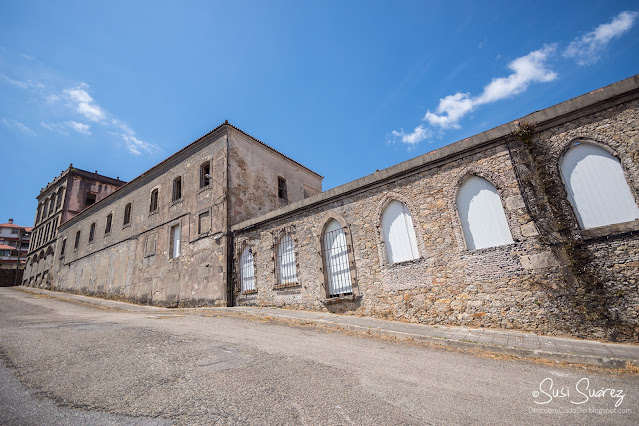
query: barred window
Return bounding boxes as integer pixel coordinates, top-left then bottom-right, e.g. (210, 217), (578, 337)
(276, 233), (297, 287)
(321, 220), (353, 297)
(240, 246), (256, 292)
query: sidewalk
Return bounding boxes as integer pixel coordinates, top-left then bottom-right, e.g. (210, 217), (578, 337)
(14, 286), (639, 369)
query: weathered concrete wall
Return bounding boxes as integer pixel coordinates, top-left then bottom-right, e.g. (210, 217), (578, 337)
(51, 131), (229, 307)
(34, 124), (324, 308)
(232, 81), (639, 342)
(228, 130), (322, 225)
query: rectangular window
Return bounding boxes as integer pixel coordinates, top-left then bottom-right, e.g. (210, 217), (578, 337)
(105, 213), (112, 235)
(169, 224), (181, 259)
(172, 177), (182, 202)
(198, 211), (211, 234)
(278, 176), (288, 202)
(60, 238), (66, 258)
(74, 231), (81, 251)
(123, 203), (132, 226)
(200, 162), (211, 188)
(88, 222), (96, 243)
(85, 192), (97, 207)
(149, 189), (159, 213)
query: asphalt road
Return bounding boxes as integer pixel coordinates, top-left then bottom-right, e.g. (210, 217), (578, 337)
(1, 287), (638, 425)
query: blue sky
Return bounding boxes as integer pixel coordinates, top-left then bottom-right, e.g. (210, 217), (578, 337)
(1, 1), (638, 227)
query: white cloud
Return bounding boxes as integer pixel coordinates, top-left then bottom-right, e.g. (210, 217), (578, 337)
(41, 122), (69, 135)
(65, 121), (91, 135)
(112, 119), (159, 155)
(424, 45), (557, 129)
(0, 73), (45, 89)
(564, 11), (638, 65)
(2, 118), (36, 136)
(63, 83), (106, 122)
(391, 125), (432, 145)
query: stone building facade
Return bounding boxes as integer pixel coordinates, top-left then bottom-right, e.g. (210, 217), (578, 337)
(32, 123), (322, 307)
(24, 75), (639, 342)
(24, 166), (127, 287)
(232, 75), (639, 342)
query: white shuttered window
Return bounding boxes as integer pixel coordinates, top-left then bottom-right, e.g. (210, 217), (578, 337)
(561, 143), (639, 229)
(381, 200), (419, 264)
(457, 176), (514, 250)
(277, 233), (298, 285)
(321, 220), (353, 296)
(240, 246), (256, 292)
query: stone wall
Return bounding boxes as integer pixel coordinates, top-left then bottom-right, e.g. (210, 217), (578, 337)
(232, 79), (639, 342)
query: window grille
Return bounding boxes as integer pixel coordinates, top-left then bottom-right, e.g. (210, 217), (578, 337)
(276, 233), (297, 287)
(321, 220), (353, 297)
(240, 246), (256, 292)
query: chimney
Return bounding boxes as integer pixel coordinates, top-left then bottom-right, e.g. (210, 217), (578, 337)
(8, 218), (13, 224)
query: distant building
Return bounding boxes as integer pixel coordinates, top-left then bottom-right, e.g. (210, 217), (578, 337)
(0, 218), (31, 285)
(24, 165), (127, 287)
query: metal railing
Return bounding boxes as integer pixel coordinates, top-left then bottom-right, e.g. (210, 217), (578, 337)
(320, 227), (353, 297)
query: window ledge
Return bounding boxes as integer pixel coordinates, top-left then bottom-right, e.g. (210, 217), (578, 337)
(122, 223), (131, 230)
(198, 186), (211, 194)
(241, 289), (258, 295)
(171, 199), (182, 206)
(322, 293), (360, 305)
(387, 257), (424, 269)
(462, 242), (520, 255)
(148, 211), (159, 217)
(576, 219), (639, 240)
(273, 282), (300, 290)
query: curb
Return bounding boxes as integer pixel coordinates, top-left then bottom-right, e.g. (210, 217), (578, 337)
(13, 286), (638, 369)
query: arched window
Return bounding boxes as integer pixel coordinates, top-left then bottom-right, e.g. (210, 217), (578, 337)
(276, 233), (297, 286)
(239, 246), (255, 292)
(457, 176), (514, 250)
(381, 200), (419, 264)
(561, 143), (639, 229)
(321, 219), (353, 296)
